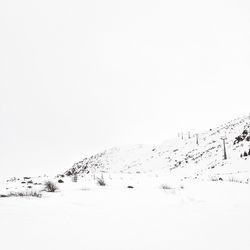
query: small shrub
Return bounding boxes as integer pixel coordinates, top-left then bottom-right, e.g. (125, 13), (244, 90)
(44, 181), (58, 192)
(96, 176), (106, 186)
(228, 177), (243, 183)
(72, 174), (78, 183)
(161, 184), (173, 190)
(210, 176), (219, 181)
(5, 191), (42, 198)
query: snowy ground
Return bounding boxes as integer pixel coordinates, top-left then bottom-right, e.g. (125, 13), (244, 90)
(0, 176), (250, 250)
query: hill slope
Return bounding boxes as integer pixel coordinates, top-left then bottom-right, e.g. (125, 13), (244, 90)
(65, 115), (250, 182)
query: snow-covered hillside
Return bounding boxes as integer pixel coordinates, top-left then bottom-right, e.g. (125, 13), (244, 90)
(1, 115), (250, 195)
(1, 115), (250, 250)
(65, 115), (250, 182)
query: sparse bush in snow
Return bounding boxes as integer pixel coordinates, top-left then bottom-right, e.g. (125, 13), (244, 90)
(210, 176), (225, 182)
(210, 176), (220, 181)
(228, 177), (243, 183)
(96, 176), (106, 186)
(72, 174), (78, 183)
(5, 191), (42, 198)
(161, 184), (173, 190)
(44, 181), (58, 192)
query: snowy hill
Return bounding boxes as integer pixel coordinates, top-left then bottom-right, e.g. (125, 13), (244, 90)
(65, 115), (250, 182)
(1, 115), (250, 250)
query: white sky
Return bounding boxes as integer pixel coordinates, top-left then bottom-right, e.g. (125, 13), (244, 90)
(0, 0), (250, 178)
